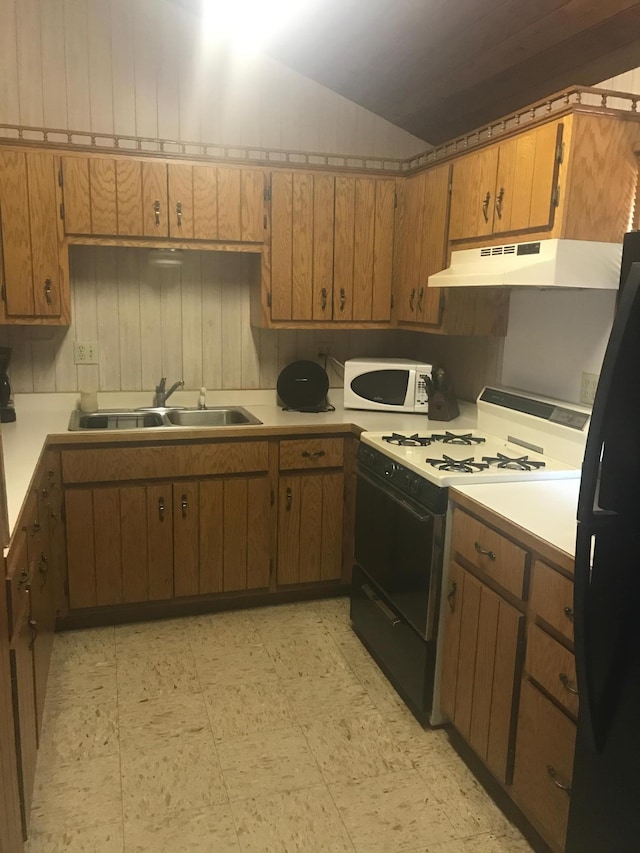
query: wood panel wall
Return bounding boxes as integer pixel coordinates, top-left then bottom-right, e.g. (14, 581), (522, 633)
(1, 246), (408, 394)
(0, 0), (424, 160)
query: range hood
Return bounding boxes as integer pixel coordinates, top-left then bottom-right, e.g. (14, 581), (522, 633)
(429, 239), (622, 289)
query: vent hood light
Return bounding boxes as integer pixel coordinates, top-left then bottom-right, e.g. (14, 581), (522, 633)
(147, 249), (184, 268)
(428, 239), (622, 289)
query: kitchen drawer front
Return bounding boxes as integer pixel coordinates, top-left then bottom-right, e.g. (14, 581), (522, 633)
(451, 508), (527, 599)
(279, 438), (344, 470)
(6, 529), (31, 642)
(61, 441), (269, 483)
(530, 560), (574, 643)
(525, 623), (579, 717)
(512, 678), (576, 853)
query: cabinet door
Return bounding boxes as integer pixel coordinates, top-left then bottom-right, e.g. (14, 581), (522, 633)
(116, 159), (144, 236)
(168, 163), (194, 239)
(142, 161), (168, 237)
(395, 165), (449, 326)
(493, 121), (561, 235)
(334, 176), (394, 322)
(277, 472), (343, 586)
(271, 172), (335, 321)
(0, 150), (63, 318)
(217, 167), (264, 242)
(449, 146), (499, 241)
(173, 481), (200, 597)
(61, 156), (92, 234)
(439, 564), (523, 783)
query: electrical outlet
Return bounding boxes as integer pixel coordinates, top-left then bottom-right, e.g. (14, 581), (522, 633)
(580, 371), (599, 405)
(73, 341), (99, 365)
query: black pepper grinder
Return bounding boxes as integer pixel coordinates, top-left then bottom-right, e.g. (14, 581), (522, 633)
(0, 346), (16, 423)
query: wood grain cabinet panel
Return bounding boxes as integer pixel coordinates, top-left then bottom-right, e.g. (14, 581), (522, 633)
(530, 559), (575, 642)
(168, 163), (194, 239)
(394, 164), (450, 327)
(512, 679), (576, 852)
(0, 149), (68, 323)
(525, 622), (579, 718)
(439, 562), (524, 784)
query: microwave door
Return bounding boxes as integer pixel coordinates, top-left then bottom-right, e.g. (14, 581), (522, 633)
(350, 369), (411, 407)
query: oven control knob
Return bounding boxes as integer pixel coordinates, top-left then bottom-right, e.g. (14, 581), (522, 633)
(410, 477), (420, 495)
(383, 461), (396, 477)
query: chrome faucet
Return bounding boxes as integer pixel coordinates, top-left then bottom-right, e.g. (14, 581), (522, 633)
(155, 377), (184, 407)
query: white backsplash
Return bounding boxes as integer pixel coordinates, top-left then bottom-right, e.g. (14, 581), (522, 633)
(1, 246), (404, 395)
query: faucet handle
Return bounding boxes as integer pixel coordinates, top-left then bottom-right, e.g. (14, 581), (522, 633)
(156, 377), (166, 393)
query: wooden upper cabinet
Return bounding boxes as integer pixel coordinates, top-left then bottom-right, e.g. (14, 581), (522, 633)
(142, 161), (168, 237)
(0, 149), (68, 322)
(271, 171), (335, 321)
(449, 120), (562, 242)
(395, 164), (450, 326)
(334, 176), (394, 322)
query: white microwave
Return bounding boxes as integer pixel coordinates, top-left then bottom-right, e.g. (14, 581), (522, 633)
(343, 358), (433, 412)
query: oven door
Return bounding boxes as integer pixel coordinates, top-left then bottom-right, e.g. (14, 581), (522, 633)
(353, 469), (443, 640)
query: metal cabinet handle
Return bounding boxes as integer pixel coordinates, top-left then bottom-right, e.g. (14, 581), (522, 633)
(176, 201), (183, 226)
(447, 580), (457, 612)
(417, 287), (424, 312)
(408, 287), (416, 311)
(320, 287), (327, 311)
(18, 568), (29, 588)
(362, 583), (401, 626)
(559, 672), (579, 695)
(181, 494), (188, 519)
(44, 278), (52, 304)
(339, 288), (346, 311)
(301, 450), (325, 459)
(546, 765), (571, 794)
(563, 605), (574, 622)
(482, 191), (491, 223)
(28, 618), (38, 650)
(158, 497), (165, 520)
(495, 187), (504, 219)
(153, 199), (161, 225)
(30, 520), (41, 535)
(285, 487), (292, 511)
(474, 541), (496, 560)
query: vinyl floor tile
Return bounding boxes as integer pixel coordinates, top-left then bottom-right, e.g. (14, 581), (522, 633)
(114, 617), (193, 656)
(203, 678), (294, 741)
(118, 691), (211, 752)
(217, 727), (324, 801)
(24, 821), (124, 853)
(38, 691), (119, 763)
(120, 729), (226, 821)
(124, 804), (241, 852)
(281, 668), (375, 723)
(231, 785), (356, 852)
(115, 649), (200, 702)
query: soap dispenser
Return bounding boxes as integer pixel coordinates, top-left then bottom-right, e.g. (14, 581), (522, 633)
(198, 387), (207, 410)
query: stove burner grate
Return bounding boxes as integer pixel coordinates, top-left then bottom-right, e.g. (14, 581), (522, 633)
(382, 432), (435, 447)
(425, 454), (490, 473)
(430, 432), (486, 446)
(482, 453), (546, 471)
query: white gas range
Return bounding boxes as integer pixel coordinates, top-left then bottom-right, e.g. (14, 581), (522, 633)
(360, 386), (590, 491)
(351, 386), (590, 726)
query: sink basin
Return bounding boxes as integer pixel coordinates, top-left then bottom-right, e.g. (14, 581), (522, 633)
(68, 406), (262, 431)
(165, 406), (262, 427)
(68, 410), (165, 430)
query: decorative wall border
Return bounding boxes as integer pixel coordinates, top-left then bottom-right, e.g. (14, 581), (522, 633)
(1, 86), (639, 175)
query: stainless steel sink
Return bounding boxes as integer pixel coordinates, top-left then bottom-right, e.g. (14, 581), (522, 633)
(165, 407), (262, 427)
(68, 406), (262, 431)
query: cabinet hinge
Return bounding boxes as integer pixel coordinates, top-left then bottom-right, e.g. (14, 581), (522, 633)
(556, 141), (565, 164)
(552, 185), (560, 207)
(267, 291), (272, 308)
(58, 167), (63, 187)
(264, 185), (271, 202)
(59, 202), (65, 220)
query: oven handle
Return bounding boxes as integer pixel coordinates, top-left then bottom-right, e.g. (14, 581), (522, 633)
(357, 470), (435, 523)
(362, 583), (401, 627)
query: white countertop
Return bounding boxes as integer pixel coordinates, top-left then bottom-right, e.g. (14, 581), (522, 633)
(451, 478), (580, 558)
(1, 391), (478, 536)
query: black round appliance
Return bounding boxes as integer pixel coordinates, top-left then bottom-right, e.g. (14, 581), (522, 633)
(277, 360), (329, 412)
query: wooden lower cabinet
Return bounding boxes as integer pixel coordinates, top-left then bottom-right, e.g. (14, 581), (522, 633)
(277, 472), (343, 586)
(440, 561), (524, 783)
(512, 679), (576, 851)
(9, 607), (38, 838)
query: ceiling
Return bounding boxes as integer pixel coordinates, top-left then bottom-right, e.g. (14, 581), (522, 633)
(171, 0), (640, 146)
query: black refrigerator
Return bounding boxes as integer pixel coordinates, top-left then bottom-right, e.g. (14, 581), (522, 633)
(566, 234), (640, 851)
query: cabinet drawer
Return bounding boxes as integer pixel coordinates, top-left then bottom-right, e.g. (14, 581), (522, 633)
(530, 560), (574, 642)
(279, 438), (344, 470)
(6, 530), (31, 641)
(451, 508), (527, 599)
(61, 441), (269, 483)
(512, 679), (576, 853)
(525, 623), (578, 717)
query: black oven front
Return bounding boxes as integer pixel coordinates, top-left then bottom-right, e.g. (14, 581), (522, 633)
(350, 445), (447, 723)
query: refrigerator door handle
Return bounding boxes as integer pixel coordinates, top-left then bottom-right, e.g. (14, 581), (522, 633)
(574, 521), (601, 750)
